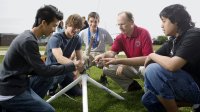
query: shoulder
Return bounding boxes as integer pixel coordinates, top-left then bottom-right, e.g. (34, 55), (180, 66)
(135, 26), (151, 40)
(79, 28), (88, 35)
(185, 28), (200, 37)
(49, 32), (63, 42)
(98, 27), (107, 32)
(136, 26), (150, 35)
(181, 28), (200, 41)
(74, 34), (82, 41)
(114, 33), (124, 41)
(17, 30), (37, 44)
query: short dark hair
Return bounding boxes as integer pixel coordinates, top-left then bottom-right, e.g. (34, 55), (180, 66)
(33, 5), (63, 27)
(159, 4), (195, 34)
(88, 12), (100, 21)
(65, 14), (83, 29)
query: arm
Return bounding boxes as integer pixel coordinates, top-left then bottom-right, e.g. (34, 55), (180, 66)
(75, 49), (83, 62)
(114, 56), (147, 66)
(22, 41), (76, 76)
(105, 30), (113, 46)
(149, 53), (186, 72)
(52, 48), (73, 64)
(93, 51), (117, 64)
(102, 56), (147, 66)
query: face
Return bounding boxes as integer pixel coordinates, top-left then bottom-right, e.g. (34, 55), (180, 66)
(43, 18), (59, 37)
(65, 26), (80, 38)
(117, 13), (133, 35)
(161, 16), (178, 36)
(88, 17), (99, 31)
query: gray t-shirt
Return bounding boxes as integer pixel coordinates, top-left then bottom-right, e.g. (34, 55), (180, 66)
(79, 27), (113, 53)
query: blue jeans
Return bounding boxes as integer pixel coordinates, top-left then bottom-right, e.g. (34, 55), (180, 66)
(30, 76), (54, 98)
(142, 63), (200, 112)
(0, 88), (55, 112)
(49, 72), (74, 91)
(30, 72), (75, 97)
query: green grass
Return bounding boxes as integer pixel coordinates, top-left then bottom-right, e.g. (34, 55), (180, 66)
(0, 45), (192, 112)
(0, 45), (46, 51)
(0, 55), (4, 62)
(46, 66), (147, 112)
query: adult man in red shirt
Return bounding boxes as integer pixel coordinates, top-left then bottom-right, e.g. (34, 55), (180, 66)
(94, 11), (153, 92)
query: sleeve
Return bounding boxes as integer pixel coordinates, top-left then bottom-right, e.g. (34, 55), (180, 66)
(48, 35), (61, 49)
(175, 33), (200, 62)
(78, 30), (86, 45)
(21, 40), (76, 76)
(141, 31), (153, 56)
(105, 30), (113, 44)
(111, 35), (122, 53)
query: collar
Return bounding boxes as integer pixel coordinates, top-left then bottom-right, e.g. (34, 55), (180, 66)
(125, 25), (138, 38)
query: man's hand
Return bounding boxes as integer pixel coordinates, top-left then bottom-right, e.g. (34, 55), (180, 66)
(144, 53), (153, 67)
(116, 65), (124, 76)
(93, 54), (104, 65)
(102, 58), (117, 66)
(73, 60), (84, 72)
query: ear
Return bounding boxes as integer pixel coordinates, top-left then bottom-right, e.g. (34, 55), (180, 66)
(41, 20), (47, 26)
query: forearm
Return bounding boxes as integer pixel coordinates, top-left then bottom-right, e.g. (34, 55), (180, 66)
(56, 56), (73, 64)
(116, 56), (146, 66)
(149, 53), (184, 71)
(75, 50), (83, 62)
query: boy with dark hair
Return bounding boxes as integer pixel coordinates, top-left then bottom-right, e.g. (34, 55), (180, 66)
(0, 5), (80, 112)
(142, 4), (200, 112)
(31, 14), (84, 97)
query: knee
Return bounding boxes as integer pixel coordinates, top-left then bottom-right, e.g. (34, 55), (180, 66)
(103, 68), (112, 76)
(145, 63), (162, 80)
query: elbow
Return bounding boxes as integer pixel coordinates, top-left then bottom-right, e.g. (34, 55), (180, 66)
(165, 65), (178, 72)
(56, 57), (64, 64)
(57, 60), (63, 64)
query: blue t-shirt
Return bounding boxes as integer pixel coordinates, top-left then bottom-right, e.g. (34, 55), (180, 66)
(46, 31), (82, 65)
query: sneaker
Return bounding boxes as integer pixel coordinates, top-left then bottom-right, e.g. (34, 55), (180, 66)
(193, 104), (200, 112)
(99, 75), (108, 86)
(47, 89), (56, 96)
(127, 80), (142, 92)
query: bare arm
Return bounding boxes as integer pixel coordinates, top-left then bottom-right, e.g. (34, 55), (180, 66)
(149, 53), (186, 71)
(102, 56), (146, 66)
(115, 56), (147, 66)
(75, 49), (83, 62)
(52, 48), (73, 64)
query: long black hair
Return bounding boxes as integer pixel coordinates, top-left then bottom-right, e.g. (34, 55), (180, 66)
(159, 4), (195, 35)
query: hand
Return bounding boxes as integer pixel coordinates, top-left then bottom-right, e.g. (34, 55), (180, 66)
(116, 65), (124, 76)
(73, 60), (84, 72)
(93, 54), (104, 64)
(101, 58), (117, 66)
(144, 53), (153, 67)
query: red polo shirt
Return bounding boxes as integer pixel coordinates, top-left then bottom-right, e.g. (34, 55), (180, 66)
(111, 26), (153, 58)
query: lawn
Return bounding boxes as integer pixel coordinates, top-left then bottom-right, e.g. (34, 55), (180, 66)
(0, 45), (192, 112)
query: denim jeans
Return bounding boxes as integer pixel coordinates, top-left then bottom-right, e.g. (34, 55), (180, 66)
(30, 72), (75, 98)
(30, 76), (54, 98)
(50, 72), (74, 90)
(142, 63), (200, 112)
(0, 88), (55, 112)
